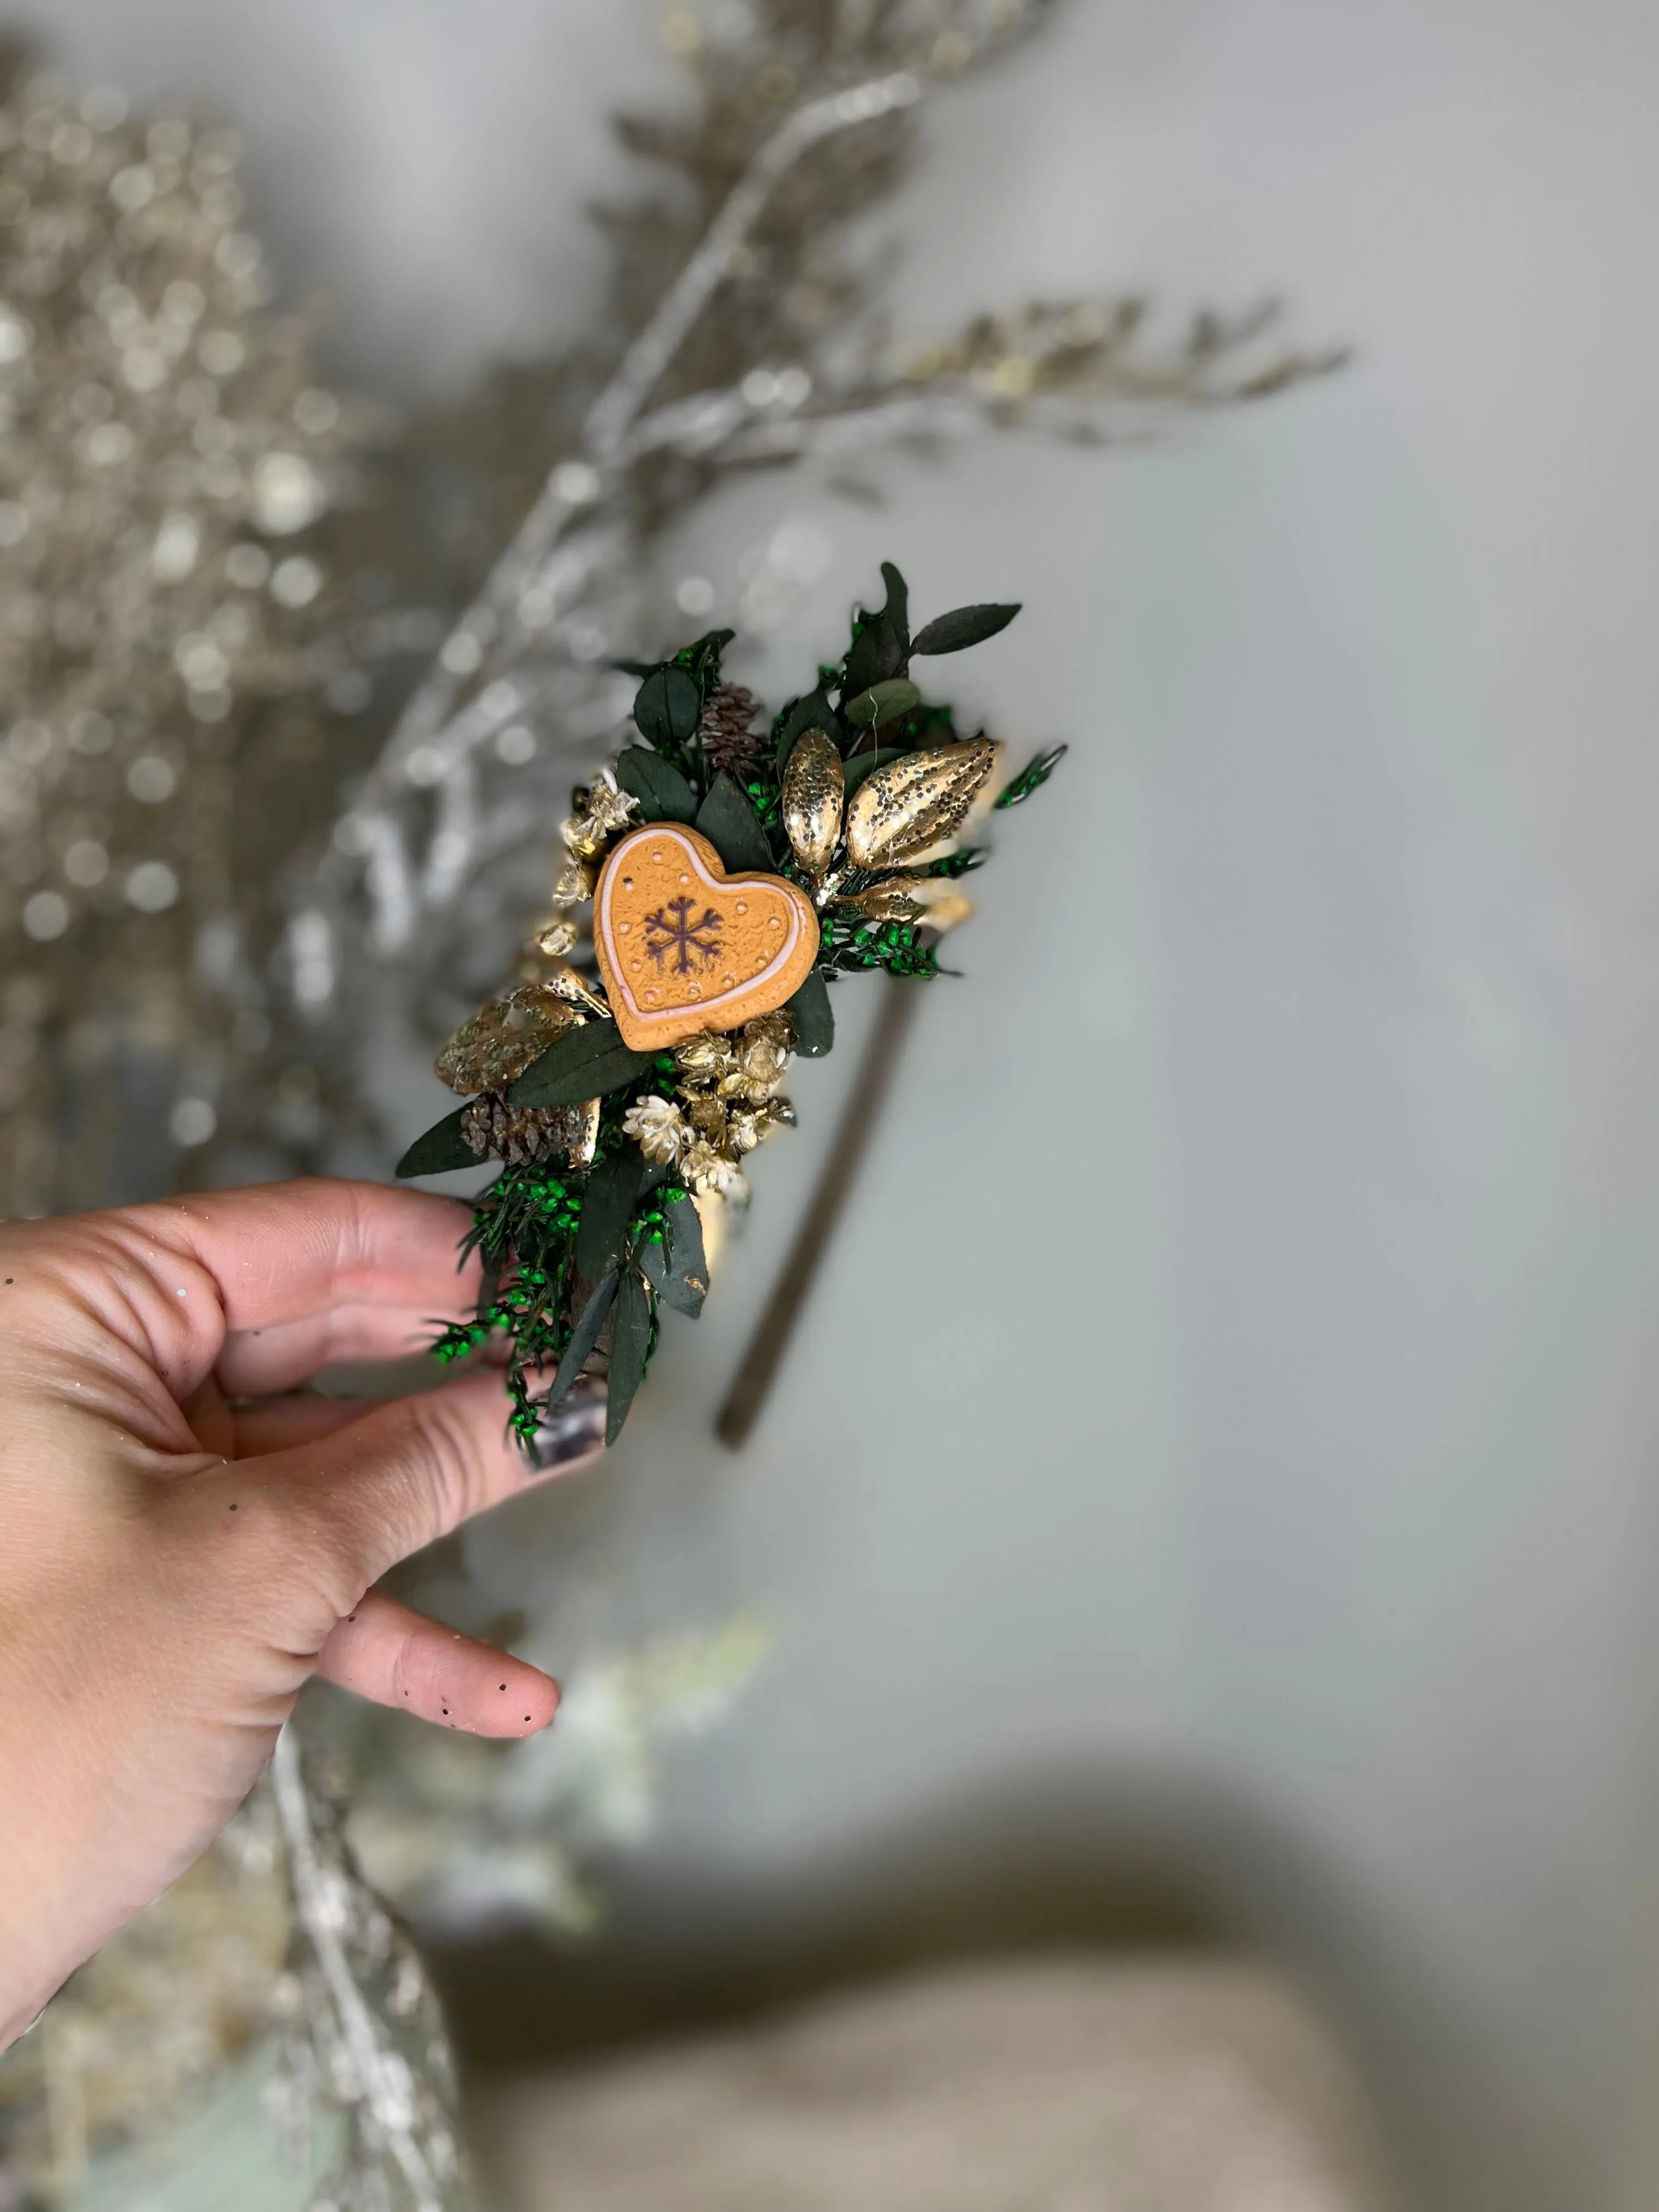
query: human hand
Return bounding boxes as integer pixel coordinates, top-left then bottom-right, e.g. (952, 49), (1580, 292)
(0, 1178), (603, 2049)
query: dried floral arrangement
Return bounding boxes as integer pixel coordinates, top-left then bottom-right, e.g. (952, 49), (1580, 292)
(396, 565), (1059, 1445)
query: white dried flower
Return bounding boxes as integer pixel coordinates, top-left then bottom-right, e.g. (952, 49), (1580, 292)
(726, 1107), (763, 1155)
(682, 1138), (749, 1201)
(735, 1011), (794, 1099)
(622, 1094), (687, 1164)
(728, 1097), (794, 1153)
(674, 1029), (738, 1083)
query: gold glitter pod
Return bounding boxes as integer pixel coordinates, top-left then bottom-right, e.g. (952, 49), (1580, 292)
(843, 738), (1001, 870)
(833, 876), (930, 924)
(781, 729), (845, 878)
(436, 983), (583, 1094)
(541, 960), (611, 1018)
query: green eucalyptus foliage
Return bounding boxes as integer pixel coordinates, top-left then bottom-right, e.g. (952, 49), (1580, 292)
(785, 970), (835, 1057)
(695, 771), (774, 872)
(396, 1107), (477, 1179)
(911, 601), (1021, 656)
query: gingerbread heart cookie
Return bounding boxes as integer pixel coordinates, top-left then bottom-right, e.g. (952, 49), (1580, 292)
(592, 822), (819, 1052)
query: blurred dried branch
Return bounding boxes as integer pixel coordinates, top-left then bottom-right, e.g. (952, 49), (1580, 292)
(0, 59), (360, 1216)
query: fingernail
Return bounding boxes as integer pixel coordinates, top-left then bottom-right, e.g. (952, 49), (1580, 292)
(526, 1375), (607, 1471)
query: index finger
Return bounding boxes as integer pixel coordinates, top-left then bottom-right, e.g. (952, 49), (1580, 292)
(0, 1179), (485, 1421)
(118, 1179), (481, 1341)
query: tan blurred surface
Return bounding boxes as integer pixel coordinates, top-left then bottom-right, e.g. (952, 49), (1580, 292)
(471, 1954), (1395, 2212)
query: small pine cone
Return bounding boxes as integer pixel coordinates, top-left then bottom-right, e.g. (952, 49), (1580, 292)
(699, 683), (766, 778)
(462, 1096), (566, 1167)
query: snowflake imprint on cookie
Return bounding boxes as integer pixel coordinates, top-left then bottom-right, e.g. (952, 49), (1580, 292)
(645, 895), (724, 975)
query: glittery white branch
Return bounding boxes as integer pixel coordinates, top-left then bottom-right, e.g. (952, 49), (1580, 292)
(583, 70), (922, 463)
(271, 1726), (458, 2212)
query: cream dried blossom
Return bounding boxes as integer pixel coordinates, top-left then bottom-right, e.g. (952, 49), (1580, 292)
(682, 1092), (729, 1146)
(733, 1012), (795, 1101)
(727, 1102), (795, 1154)
(725, 1109), (763, 1155)
(674, 1030), (738, 1084)
(682, 1138), (749, 1203)
(728, 1097), (796, 1153)
(621, 1093), (687, 1164)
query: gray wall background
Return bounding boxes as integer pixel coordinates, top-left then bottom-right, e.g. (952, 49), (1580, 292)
(19, 2), (1659, 2205)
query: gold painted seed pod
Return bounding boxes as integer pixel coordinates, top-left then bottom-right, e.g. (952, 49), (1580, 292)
(436, 983), (582, 1094)
(782, 729), (845, 878)
(843, 738), (1001, 870)
(834, 877), (930, 924)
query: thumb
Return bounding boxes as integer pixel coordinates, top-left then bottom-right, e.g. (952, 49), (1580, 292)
(252, 1370), (605, 1609)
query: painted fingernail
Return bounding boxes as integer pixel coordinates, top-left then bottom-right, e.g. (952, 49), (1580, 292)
(526, 1375), (607, 1471)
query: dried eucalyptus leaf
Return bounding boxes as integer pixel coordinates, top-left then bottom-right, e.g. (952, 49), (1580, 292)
(911, 602), (1021, 656)
(507, 1023), (659, 1108)
(549, 1268), (618, 1409)
(577, 1146), (645, 1279)
(606, 1269), (654, 1443)
(695, 771), (774, 873)
(786, 970), (835, 1057)
(879, 561), (910, 638)
(846, 678), (920, 727)
(616, 745), (698, 823)
(665, 1190), (707, 1298)
(640, 1196), (707, 1318)
(677, 627), (735, 686)
(395, 1107), (477, 1179)
(633, 664), (703, 750)
(841, 563), (910, 695)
